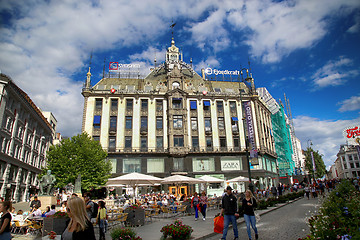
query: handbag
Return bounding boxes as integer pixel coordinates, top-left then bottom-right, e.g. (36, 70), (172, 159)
(214, 215), (224, 234)
(251, 198), (260, 222)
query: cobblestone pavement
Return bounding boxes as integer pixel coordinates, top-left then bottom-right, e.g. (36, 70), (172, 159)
(208, 196), (322, 240)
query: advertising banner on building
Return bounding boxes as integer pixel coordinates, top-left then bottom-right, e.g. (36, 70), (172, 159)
(311, 151), (316, 172)
(343, 126), (360, 145)
(221, 160), (241, 171)
(243, 101), (259, 165)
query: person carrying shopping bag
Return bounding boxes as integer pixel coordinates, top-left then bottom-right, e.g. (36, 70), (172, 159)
(242, 190), (259, 240)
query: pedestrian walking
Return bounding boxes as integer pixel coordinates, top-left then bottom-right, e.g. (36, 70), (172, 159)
(304, 185), (310, 200)
(199, 191), (208, 221)
(96, 200), (108, 240)
(191, 192), (200, 221)
(271, 185), (277, 198)
(0, 201), (12, 240)
(220, 186), (239, 240)
(242, 190), (259, 240)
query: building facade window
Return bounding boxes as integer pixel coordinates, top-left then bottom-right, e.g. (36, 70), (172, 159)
(125, 136), (132, 148)
(147, 159), (164, 173)
(233, 137), (240, 148)
(140, 136), (147, 150)
(231, 118), (238, 132)
(217, 101), (223, 112)
(156, 117), (163, 129)
(191, 117), (197, 130)
(125, 116), (132, 129)
(190, 101), (197, 110)
(220, 137), (227, 148)
(156, 100), (163, 111)
(95, 98), (103, 110)
(156, 136), (163, 149)
(192, 136), (199, 149)
(123, 159), (141, 173)
(218, 117), (225, 130)
(109, 136), (116, 149)
(93, 136), (100, 141)
(141, 99), (148, 111)
(109, 159), (117, 173)
(206, 136), (212, 148)
(111, 99), (118, 111)
(174, 136), (184, 147)
(229, 101), (236, 112)
(126, 99), (133, 110)
(173, 115), (183, 129)
(204, 118), (211, 132)
(110, 116), (117, 131)
(173, 158), (184, 171)
(172, 98), (182, 109)
(193, 158), (215, 172)
(141, 116), (148, 130)
(203, 100), (210, 111)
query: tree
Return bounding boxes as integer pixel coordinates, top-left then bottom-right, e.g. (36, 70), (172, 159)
(304, 147), (326, 179)
(43, 133), (112, 191)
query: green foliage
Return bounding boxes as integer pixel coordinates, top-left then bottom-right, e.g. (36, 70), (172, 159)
(43, 133), (111, 191)
(257, 191), (305, 210)
(160, 219), (193, 240)
(299, 180), (360, 240)
(304, 147), (326, 178)
(110, 227), (142, 240)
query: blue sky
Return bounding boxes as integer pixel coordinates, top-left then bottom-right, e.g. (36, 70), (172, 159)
(1, 0), (360, 169)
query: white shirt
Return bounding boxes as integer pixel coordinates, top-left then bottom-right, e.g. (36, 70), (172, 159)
(32, 209), (42, 217)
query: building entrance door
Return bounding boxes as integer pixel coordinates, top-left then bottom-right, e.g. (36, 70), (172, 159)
(169, 186), (187, 197)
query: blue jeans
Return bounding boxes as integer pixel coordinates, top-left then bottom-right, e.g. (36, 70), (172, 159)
(222, 214), (238, 239)
(201, 204), (207, 218)
(0, 231), (11, 240)
(244, 214), (258, 239)
(194, 205), (198, 219)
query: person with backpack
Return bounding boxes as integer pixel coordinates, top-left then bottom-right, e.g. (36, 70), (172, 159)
(84, 192), (98, 221)
(190, 192), (200, 221)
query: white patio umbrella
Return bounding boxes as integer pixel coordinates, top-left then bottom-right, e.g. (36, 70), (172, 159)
(227, 176), (259, 183)
(107, 172), (163, 197)
(198, 175), (224, 183)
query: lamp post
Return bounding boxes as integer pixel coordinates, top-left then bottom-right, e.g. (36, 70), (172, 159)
(238, 68), (254, 193)
(307, 139), (316, 184)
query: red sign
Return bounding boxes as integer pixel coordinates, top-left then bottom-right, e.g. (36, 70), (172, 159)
(109, 62), (118, 70)
(346, 126), (360, 139)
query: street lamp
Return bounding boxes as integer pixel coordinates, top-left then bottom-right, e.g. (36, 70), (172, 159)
(238, 68), (254, 193)
(307, 139), (316, 184)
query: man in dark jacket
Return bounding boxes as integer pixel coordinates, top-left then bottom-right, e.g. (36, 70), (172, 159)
(220, 186), (239, 240)
(30, 196), (41, 211)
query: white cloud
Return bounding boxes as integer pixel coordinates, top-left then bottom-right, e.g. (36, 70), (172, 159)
(338, 95), (360, 112)
(194, 56), (220, 73)
(311, 57), (358, 88)
(347, 12), (360, 33)
(293, 115), (360, 169)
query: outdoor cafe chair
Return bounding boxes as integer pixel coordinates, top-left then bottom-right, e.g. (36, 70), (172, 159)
(11, 220), (30, 234)
(177, 205), (187, 217)
(161, 206), (171, 218)
(27, 220), (42, 236)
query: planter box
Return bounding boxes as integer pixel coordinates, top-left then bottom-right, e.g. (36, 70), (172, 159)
(42, 217), (69, 237)
(124, 208), (145, 226)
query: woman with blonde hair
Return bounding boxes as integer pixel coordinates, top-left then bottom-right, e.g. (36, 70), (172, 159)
(241, 190), (259, 240)
(61, 196), (95, 240)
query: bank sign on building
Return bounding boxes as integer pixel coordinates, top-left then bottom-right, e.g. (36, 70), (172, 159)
(81, 38), (279, 193)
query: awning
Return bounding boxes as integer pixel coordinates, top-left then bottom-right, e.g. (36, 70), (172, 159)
(231, 117), (238, 121)
(94, 115), (101, 124)
(190, 101), (197, 110)
(203, 100), (210, 106)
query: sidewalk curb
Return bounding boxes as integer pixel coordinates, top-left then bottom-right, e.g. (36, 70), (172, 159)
(195, 197), (304, 240)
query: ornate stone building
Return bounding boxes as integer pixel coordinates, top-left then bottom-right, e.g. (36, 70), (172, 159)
(336, 144), (360, 178)
(82, 39), (278, 194)
(0, 74), (53, 201)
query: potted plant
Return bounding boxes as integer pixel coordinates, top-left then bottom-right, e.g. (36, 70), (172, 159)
(160, 219), (193, 240)
(42, 211), (69, 237)
(110, 227), (142, 240)
(124, 205), (145, 226)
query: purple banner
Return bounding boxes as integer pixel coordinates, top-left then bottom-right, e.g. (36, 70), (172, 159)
(243, 101), (258, 164)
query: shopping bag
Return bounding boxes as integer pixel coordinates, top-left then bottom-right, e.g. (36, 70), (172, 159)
(214, 215), (224, 234)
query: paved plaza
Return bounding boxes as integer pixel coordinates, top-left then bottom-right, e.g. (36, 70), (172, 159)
(10, 196), (321, 240)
